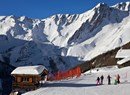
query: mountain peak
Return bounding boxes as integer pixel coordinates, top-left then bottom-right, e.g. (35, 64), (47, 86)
(93, 3), (109, 13)
(0, 1), (130, 71)
(95, 3), (108, 8)
(112, 1), (130, 11)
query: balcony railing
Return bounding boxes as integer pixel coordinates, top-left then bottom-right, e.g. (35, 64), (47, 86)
(12, 81), (40, 90)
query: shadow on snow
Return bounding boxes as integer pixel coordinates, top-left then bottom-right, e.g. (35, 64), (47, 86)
(41, 82), (96, 88)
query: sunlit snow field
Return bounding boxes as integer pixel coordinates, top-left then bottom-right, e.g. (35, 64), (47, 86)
(23, 66), (130, 95)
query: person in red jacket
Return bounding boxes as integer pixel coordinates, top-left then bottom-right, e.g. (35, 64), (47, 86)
(117, 74), (120, 84)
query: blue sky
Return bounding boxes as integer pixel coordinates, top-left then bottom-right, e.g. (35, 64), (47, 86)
(0, 0), (129, 19)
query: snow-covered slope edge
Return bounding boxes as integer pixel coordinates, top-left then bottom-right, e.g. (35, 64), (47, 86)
(23, 66), (130, 95)
(0, 2), (130, 72)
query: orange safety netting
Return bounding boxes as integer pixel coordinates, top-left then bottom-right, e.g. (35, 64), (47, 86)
(51, 67), (81, 81)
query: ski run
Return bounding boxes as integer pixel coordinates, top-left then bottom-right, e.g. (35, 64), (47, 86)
(23, 66), (130, 95)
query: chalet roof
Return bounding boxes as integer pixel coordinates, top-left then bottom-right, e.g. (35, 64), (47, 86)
(115, 49), (130, 58)
(117, 56), (130, 65)
(11, 65), (47, 75)
(116, 49), (130, 65)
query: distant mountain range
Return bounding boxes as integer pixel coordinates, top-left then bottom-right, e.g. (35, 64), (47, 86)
(0, 2), (130, 72)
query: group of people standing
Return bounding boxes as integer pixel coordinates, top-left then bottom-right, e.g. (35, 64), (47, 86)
(96, 75), (104, 85)
(96, 74), (120, 85)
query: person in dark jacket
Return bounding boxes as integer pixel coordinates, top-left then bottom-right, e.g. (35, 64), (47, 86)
(96, 77), (100, 85)
(100, 75), (104, 85)
(107, 75), (111, 85)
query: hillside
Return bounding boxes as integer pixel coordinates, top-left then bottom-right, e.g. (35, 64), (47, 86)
(77, 41), (130, 72)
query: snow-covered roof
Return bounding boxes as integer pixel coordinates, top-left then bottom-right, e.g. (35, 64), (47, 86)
(116, 49), (130, 65)
(11, 65), (47, 75)
(115, 49), (130, 58)
(117, 56), (130, 65)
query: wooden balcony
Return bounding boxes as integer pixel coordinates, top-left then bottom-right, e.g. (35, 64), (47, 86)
(12, 81), (40, 91)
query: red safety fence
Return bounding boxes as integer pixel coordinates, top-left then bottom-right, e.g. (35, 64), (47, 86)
(50, 67), (81, 81)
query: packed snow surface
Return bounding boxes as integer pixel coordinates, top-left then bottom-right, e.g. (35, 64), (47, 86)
(23, 66), (130, 95)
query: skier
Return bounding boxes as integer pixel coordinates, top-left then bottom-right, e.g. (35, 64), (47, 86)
(117, 74), (120, 84)
(107, 75), (111, 85)
(96, 77), (100, 85)
(114, 75), (117, 85)
(100, 75), (104, 85)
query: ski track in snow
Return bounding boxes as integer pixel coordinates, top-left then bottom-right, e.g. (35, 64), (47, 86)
(23, 66), (130, 95)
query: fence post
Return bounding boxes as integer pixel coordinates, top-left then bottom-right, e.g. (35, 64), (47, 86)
(77, 67), (81, 77)
(57, 71), (61, 80)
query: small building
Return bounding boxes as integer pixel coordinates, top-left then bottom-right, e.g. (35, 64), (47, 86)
(115, 49), (130, 67)
(11, 65), (48, 91)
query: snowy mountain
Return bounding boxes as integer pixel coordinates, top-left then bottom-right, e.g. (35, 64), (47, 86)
(0, 2), (130, 72)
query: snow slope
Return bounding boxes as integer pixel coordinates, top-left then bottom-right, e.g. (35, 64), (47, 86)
(23, 66), (130, 95)
(0, 2), (130, 71)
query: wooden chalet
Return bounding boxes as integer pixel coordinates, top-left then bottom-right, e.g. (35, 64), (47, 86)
(11, 65), (48, 91)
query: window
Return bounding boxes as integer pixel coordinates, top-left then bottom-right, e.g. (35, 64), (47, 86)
(29, 78), (32, 83)
(22, 77), (29, 82)
(17, 77), (21, 83)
